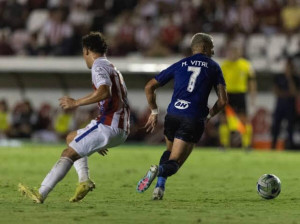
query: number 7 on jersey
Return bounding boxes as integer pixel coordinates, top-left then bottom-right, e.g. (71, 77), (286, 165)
(187, 66), (201, 92)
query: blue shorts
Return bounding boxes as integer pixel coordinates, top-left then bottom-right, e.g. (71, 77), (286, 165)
(164, 114), (205, 143)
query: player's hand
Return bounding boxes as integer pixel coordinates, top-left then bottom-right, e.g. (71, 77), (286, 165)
(206, 113), (212, 123)
(144, 114), (158, 133)
(98, 149), (108, 156)
(59, 96), (78, 110)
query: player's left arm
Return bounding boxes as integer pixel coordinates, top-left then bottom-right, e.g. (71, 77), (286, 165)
(59, 85), (111, 110)
(208, 64), (228, 120)
(208, 84), (228, 120)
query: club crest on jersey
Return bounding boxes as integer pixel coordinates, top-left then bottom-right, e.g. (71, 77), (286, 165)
(174, 99), (190, 110)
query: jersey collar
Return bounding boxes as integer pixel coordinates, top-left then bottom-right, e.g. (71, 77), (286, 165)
(92, 56), (107, 67)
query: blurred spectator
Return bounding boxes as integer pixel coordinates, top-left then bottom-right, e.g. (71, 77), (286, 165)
(135, 0), (158, 19)
(41, 7), (74, 55)
(32, 103), (58, 142)
(238, 0), (257, 34)
(255, 0), (281, 34)
(0, 0), (298, 57)
(199, 117), (220, 147)
(0, 99), (10, 138)
(281, 0), (300, 33)
(2, 0), (29, 31)
(68, 2), (93, 32)
(10, 30), (31, 55)
(145, 37), (172, 57)
(160, 15), (182, 52)
(27, 0), (47, 10)
(135, 17), (159, 53)
(35, 103), (53, 130)
(54, 109), (75, 139)
(109, 12), (137, 56)
(10, 100), (37, 138)
(24, 32), (41, 55)
(271, 58), (300, 149)
(0, 31), (14, 55)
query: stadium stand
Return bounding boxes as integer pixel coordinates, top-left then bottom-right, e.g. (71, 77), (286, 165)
(0, 0), (299, 148)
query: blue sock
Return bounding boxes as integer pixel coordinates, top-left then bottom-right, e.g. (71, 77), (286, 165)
(159, 160), (179, 178)
(159, 150), (171, 164)
(155, 150), (171, 189)
(155, 176), (166, 190)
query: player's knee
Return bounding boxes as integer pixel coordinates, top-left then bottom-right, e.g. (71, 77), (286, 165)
(66, 133), (75, 144)
(160, 160), (179, 178)
(61, 147), (81, 162)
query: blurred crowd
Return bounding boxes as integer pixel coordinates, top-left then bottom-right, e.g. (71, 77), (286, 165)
(0, 0), (299, 56)
(0, 99), (168, 144)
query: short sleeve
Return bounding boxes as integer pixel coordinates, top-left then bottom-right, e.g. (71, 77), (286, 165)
(214, 64), (226, 87)
(92, 66), (112, 89)
(154, 63), (177, 86)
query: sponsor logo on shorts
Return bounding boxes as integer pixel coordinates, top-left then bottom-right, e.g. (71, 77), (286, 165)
(174, 99), (190, 110)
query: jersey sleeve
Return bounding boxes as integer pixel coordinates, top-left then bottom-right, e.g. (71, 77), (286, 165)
(213, 64), (226, 87)
(154, 63), (177, 86)
(92, 66), (112, 89)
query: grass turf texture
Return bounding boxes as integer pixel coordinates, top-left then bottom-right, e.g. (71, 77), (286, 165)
(0, 144), (300, 224)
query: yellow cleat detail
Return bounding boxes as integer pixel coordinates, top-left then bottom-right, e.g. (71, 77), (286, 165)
(69, 179), (95, 202)
(18, 183), (44, 204)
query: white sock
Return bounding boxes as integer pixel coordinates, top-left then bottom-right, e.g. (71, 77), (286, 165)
(39, 157), (73, 199)
(73, 156), (89, 183)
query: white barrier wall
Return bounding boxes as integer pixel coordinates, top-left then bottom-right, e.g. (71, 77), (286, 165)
(0, 88), (275, 116)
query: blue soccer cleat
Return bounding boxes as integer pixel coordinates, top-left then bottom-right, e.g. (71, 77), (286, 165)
(137, 165), (158, 193)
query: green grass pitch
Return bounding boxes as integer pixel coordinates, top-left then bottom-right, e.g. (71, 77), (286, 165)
(1, 143), (300, 224)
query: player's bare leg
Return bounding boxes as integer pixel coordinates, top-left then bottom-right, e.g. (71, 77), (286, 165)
(19, 146), (80, 203)
(138, 138), (194, 196)
(157, 138), (194, 199)
(65, 131), (96, 202)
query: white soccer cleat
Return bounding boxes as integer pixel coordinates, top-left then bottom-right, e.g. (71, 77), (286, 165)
(152, 187), (164, 200)
(137, 165), (158, 193)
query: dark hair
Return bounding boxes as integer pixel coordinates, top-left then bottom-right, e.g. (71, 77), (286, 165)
(82, 32), (108, 54)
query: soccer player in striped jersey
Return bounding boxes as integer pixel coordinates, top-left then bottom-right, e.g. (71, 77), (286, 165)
(19, 32), (130, 203)
(136, 33), (228, 199)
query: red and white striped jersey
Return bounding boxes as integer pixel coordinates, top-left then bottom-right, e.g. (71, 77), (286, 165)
(91, 57), (130, 133)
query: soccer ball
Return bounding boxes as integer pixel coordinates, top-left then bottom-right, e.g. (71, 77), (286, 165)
(256, 174), (281, 199)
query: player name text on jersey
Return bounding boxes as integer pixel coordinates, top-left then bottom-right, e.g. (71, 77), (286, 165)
(182, 60), (208, 68)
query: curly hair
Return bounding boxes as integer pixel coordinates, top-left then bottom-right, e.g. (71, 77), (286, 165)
(82, 32), (108, 54)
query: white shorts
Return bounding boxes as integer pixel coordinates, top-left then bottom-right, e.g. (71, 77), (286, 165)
(69, 120), (128, 157)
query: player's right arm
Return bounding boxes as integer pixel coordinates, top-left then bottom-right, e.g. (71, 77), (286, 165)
(59, 64), (112, 110)
(144, 78), (161, 133)
(144, 63), (176, 133)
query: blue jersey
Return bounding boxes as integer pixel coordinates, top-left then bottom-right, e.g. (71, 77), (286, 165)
(155, 53), (226, 119)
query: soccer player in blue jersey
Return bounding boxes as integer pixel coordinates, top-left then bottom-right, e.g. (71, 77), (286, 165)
(136, 33), (228, 200)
